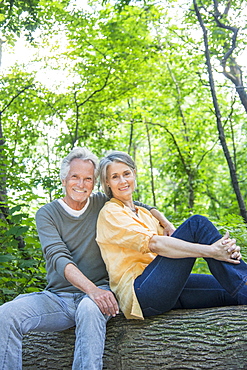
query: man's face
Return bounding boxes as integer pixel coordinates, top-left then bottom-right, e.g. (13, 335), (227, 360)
(62, 158), (95, 210)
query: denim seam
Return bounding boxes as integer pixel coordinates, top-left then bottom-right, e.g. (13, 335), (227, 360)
(231, 275), (247, 297)
(3, 320), (23, 370)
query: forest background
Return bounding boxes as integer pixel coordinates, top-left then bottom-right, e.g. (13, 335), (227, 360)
(0, 0), (247, 304)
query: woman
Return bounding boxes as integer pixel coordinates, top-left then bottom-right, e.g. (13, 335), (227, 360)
(96, 151), (247, 320)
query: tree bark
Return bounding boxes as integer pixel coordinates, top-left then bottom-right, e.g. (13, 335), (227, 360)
(22, 306), (247, 369)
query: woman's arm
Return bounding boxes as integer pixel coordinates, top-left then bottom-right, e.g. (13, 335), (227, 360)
(149, 232), (241, 264)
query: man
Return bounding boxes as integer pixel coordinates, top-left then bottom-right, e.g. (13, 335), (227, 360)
(0, 147), (175, 369)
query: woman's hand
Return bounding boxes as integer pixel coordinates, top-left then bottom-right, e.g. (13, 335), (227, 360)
(211, 232), (241, 264)
(221, 231), (242, 260)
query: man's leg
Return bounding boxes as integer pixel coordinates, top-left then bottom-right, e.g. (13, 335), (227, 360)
(0, 290), (75, 370)
(73, 290), (111, 370)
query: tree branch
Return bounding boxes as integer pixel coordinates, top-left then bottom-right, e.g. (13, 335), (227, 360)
(0, 85), (34, 115)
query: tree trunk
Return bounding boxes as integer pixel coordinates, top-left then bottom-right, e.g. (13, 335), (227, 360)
(23, 306), (247, 369)
(193, 0), (247, 223)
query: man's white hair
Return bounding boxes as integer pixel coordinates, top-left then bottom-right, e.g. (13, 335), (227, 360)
(60, 147), (99, 182)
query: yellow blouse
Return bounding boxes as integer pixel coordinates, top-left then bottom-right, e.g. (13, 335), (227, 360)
(96, 198), (164, 320)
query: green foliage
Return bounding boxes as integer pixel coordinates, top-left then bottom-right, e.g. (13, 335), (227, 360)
(0, 0), (71, 42)
(0, 0), (41, 40)
(0, 205), (46, 304)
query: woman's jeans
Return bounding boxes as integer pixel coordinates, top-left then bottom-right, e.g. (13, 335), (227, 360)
(134, 215), (247, 317)
(0, 285), (111, 370)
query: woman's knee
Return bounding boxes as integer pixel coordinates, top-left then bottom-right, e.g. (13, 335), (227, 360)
(186, 214), (220, 244)
(187, 214), (208, 224)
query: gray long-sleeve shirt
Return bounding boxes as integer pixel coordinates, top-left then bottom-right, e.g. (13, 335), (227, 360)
(36, 192), (153, 293)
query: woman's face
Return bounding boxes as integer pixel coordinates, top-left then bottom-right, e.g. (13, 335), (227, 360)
(106, 161), (136, 201)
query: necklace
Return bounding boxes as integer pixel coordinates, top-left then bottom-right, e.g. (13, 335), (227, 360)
(130, 206), (138, 214)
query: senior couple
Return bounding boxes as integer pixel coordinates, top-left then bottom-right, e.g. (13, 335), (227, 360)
(1, 147), (247, 370)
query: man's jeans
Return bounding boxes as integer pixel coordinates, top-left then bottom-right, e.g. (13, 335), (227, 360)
(134, 215), (247, 317)
(0, 285), (111, 370)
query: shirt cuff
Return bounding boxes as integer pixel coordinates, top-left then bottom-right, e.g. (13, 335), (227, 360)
(56, 256), (77, 278)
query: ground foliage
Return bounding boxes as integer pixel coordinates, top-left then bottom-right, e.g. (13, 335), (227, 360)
(0, 0), (247, 302)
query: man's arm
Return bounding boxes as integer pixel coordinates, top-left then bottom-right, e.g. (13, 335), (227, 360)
(134, 201), (176, 236)
(64, 263), (119, 317)
(150, 208), (176, 236)
(36, 204), (119, 317)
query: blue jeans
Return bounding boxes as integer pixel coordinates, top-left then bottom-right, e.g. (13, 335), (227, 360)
(134, 215), (247, 317)
(0, 286), (111, 370)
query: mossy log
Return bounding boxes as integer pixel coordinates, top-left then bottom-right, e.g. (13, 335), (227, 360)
(23, 305), (247, 369)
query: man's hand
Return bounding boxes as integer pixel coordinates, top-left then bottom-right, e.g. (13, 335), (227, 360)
(64, 263), (119, 317)
(163, 222), (176, 236)
(149, 209), (176, 236)
(88, 287), (119, 317)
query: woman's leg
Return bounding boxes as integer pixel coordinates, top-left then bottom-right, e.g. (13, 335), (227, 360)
(171, 214), (221, 245)
(205, 258), (247, 299)
(176, 273), (238, 309)
(173, 214), (247, 300)
(134, 214), (247, 317)
(134, 255), (196, 316)
(134, 214), (217, 316)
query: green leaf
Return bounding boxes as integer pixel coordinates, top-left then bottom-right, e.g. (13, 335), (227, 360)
(6, 226), (29, 237)
(0, 254), (14, 263)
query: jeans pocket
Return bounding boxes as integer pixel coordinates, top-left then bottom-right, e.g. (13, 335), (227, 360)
(13, 292), (41, 300)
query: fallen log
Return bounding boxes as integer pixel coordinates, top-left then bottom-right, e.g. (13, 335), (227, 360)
(23, 305), (247, 369)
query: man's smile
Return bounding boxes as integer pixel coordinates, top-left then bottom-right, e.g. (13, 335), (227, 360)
(73, 189), (87, 193)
